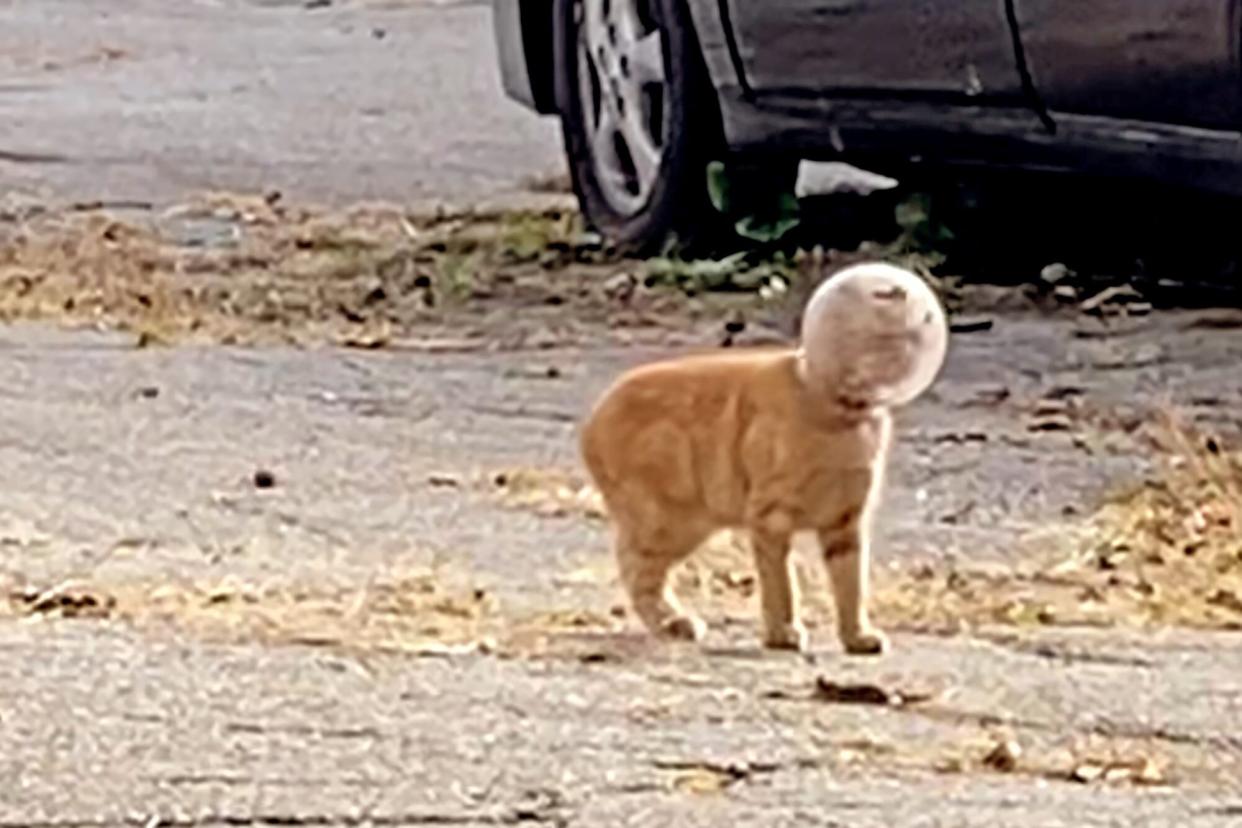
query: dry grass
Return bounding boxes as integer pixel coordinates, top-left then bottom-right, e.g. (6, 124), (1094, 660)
(2, 569), (499, 655)
(8, 418), (1233, 663)
(879, 414), (1241, 633)
(490, 466), (606, 520)
(0, 194), (750, 349)
(497, 414), (1242, 635)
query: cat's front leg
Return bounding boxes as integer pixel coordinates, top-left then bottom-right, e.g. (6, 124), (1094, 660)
(751, 523), (808, 652)
(820, 519), (887, 656)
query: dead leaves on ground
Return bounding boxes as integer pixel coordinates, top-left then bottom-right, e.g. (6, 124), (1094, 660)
(490, 467), (605, 520)
(877, 418), (1242, 634)
(0, 194), (733, 349)
(1069, 756), (1165, 786)
(655, 758), (778, 795)
(997, 417), (1242, 632)
(493, 439), (1242, 635)
(2, 571), (499, 655)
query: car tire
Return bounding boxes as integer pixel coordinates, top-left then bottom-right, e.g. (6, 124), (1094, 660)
(552, 0), (729, 255)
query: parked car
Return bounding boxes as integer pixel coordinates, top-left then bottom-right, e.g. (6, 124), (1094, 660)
(493, 0), (1242, 253)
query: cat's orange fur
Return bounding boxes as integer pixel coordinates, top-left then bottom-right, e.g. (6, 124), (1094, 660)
(580, 262), (947, 654)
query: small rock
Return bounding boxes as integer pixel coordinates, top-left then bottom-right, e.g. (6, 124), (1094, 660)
(1028, 415), (1072, 433)
(338, 330), (392, 350)
(982, 739), (1021, 772)
(427, 473), (461, 489)
(671, 767), (732, 794)
(1133, 757), (1166, 785)
(1040, 262), (1073, 285)
(1071, 763), (1105, 784)
(758, 275), (788, 302)
(1053, 285), (1078, 303)
(1097, 550), (1129, 571)
(1103, 765), (1134, 783)
(814, 679), (893, 706)
(603, 272), (637, 303)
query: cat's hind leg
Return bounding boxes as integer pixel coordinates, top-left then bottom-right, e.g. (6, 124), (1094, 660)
(615, 523), (708, 642)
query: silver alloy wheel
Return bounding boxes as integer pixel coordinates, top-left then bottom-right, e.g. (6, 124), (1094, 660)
(576, 0), (667, 215)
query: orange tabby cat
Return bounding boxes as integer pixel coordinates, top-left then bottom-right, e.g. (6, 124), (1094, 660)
(580, 262), (948, 654)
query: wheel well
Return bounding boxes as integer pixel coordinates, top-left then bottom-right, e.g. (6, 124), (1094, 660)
(518, 0), (558, 114)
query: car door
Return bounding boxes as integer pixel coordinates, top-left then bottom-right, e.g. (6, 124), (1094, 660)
(725, 1), (1027, 102)
(1015, 1), (1241, 128)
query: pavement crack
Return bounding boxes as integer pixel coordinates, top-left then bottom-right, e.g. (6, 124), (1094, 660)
(978, 632), (1158, 668)
(467, 404), (577, 424)
(854, 698), (1240, 754)
(1200, 804), (1242, 817)
(223, 722), (383, 740)
(0, 148), (71, 164)
(0, 807), (564, 827)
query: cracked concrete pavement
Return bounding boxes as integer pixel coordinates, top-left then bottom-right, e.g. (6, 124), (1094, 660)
(0, 0), (566, 208)
(2, 314), (1242, 825)
(4, 0), (1242, 823)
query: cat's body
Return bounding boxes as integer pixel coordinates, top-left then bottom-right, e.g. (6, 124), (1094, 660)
(579, 263), (948, 654)
(581, 348), (889, 653)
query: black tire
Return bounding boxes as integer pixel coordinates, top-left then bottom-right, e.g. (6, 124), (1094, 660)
(552, 0), (726, 255)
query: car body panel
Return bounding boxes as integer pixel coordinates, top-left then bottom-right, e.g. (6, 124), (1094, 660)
(492, 0), (1242, 196)
(1016, 0), (1241, 128)
(492, 0), (557, 114)
(726, 1), (1026, 102)
(682, 0), (749, 97)
(721, 92), (1242, 194)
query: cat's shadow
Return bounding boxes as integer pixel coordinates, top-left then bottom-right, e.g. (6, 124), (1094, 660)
(543, 630), (818, 665)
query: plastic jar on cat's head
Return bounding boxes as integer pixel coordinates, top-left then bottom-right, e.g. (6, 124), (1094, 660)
(798, 261), (949, 409)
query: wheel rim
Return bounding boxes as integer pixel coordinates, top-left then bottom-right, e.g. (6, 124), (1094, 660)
(575, 0), (667, 216)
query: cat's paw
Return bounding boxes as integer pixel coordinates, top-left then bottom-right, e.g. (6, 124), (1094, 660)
(659, 614), (707, 643)
(763, 621), (809, 653)
(841, 628), (888, 656)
